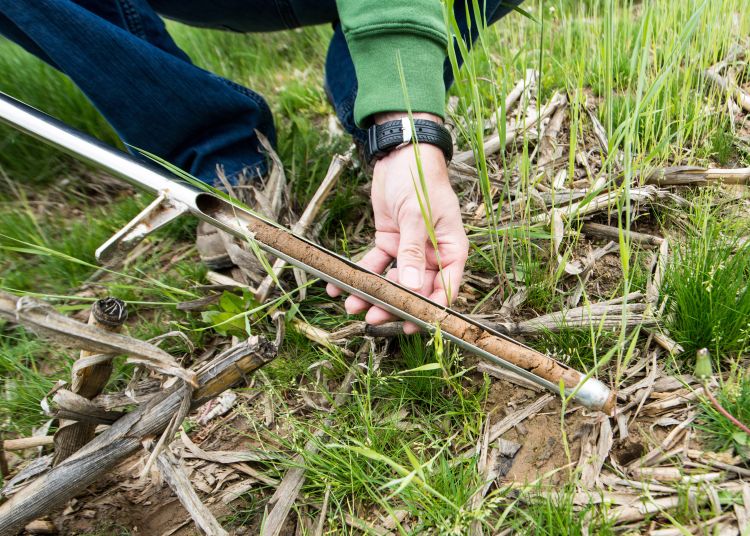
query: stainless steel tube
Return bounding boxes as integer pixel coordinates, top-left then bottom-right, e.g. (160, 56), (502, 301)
(0, 91), (199, 206)
(0, 90), (614, 412)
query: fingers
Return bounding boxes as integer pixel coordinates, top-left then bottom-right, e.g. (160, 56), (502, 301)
(365, 268), (436, 335)
(362, 268), (400, 325)
(396, 211), (429, 291)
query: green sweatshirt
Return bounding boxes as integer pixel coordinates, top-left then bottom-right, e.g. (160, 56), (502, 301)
(335, 0), (448, 126)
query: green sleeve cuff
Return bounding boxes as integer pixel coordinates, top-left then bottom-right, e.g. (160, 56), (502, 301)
(346, 31), (447, 127)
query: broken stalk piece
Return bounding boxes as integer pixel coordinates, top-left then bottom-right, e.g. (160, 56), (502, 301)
(53, 297), (128, 465)
(0, 90), (615, 413)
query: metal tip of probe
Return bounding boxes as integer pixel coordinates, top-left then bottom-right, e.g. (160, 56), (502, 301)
(574, 376), (616, 414)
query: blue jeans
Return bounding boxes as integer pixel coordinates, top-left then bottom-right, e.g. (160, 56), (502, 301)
(0, 0), (521, 185)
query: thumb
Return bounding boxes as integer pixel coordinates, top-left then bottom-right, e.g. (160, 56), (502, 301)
(397, 212), (429, 291)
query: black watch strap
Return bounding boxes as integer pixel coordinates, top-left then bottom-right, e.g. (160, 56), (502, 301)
(365, 118), (453, 163)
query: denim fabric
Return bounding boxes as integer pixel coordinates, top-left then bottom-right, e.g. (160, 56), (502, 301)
(0, 0), (521, 185)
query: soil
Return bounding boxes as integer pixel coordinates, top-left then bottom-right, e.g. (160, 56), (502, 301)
(483, 379), (589, 486)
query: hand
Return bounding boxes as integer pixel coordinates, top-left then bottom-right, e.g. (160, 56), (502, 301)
(326, 113), (469, 334)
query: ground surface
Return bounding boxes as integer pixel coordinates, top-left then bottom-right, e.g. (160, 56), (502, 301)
(1, 1), (750, 535)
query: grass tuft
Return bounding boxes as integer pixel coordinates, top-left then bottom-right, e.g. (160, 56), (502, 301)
(663, 195), (750, 359)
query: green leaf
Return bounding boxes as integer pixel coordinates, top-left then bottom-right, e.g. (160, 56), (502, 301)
(219, 291), (245, 314)
(732, 432), (749, 446)
(201, 310), (247, 337)
(398, 363), (442, 374)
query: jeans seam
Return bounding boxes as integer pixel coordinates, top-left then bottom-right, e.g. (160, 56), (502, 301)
(116, 0), (146, 39)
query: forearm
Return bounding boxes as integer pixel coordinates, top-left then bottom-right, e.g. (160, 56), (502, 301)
(335, 0), (448, 126)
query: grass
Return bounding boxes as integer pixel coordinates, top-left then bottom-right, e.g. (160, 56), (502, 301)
(663, 192), (750, 359)
(0, 0), (749, 532)
(282, 334), (490, 533)
(504, 486), (616, 535)
(0, 325), (59, 436)
(697, 373), (750, 460)
(530, 326), (619, 372)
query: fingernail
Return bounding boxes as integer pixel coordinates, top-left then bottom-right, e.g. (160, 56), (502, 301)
(401, 267), (422, 290)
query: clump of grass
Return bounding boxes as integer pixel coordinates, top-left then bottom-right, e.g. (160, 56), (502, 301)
(272, 333), (489, 532)
(662, 197), (750, 359)
(697, 374), (750, 460)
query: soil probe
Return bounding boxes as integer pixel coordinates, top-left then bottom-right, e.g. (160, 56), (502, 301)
(0, 91), (615, 413)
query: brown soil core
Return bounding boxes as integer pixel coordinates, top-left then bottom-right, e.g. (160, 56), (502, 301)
(207, 202), (588, 396)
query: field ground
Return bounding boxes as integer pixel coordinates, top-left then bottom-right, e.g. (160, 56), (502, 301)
(2, 0), (750, 534)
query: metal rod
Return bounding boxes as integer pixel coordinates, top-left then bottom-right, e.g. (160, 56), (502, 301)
(0, 91), (614, 412)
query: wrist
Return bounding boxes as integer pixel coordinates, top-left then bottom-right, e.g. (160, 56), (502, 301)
(365, 114), (452, 164)
(373, 111), (444, 125)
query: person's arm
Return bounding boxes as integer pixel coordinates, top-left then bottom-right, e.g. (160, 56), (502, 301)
(334, 0), (448, 124)
(328, 1), (468, 333)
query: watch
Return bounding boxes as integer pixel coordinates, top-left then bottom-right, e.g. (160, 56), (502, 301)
(364, 117), (453, 163)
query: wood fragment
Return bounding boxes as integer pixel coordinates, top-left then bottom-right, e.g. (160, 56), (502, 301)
(180, 429), (273, 464)
(341, 513), (391, 536)
(501, 303), (652, 335)
(313, 484), (331, 536)
(292, 319), (354, 358)
(646, 238), (669, 308)
(205, 271), (256, 292)
(629, 414), (695, 469)
(645, 165), (750, 186)
(22, 519), (56, 535)
(585, 106), (610, 156)
(160, 518), (192, 536)
(579, 416), (613, 489)
(486, 70), (538, 131)
(537, 104), (567, 171)
(469, 418), (492, 535)
(52, 389), (125, 425)
(218, 481), (253, 505)
(705, 60), (750, 113)
(581, 222), (663, 248)
(642, 388), (703, 414)
(230, 462), (279, 487)
(0, 335), (277, 536)
(488, 394), (554, 444)
(454, 92), (566, 164)
(609, 495), (682, 523)
(176, 294), (222, 311)
(736, 483), (750, 536)
(1, 436), (54, 451)
(156, 448), (229, 536)
(0, 292), (196, 386)
(629, 466), (723, 483)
